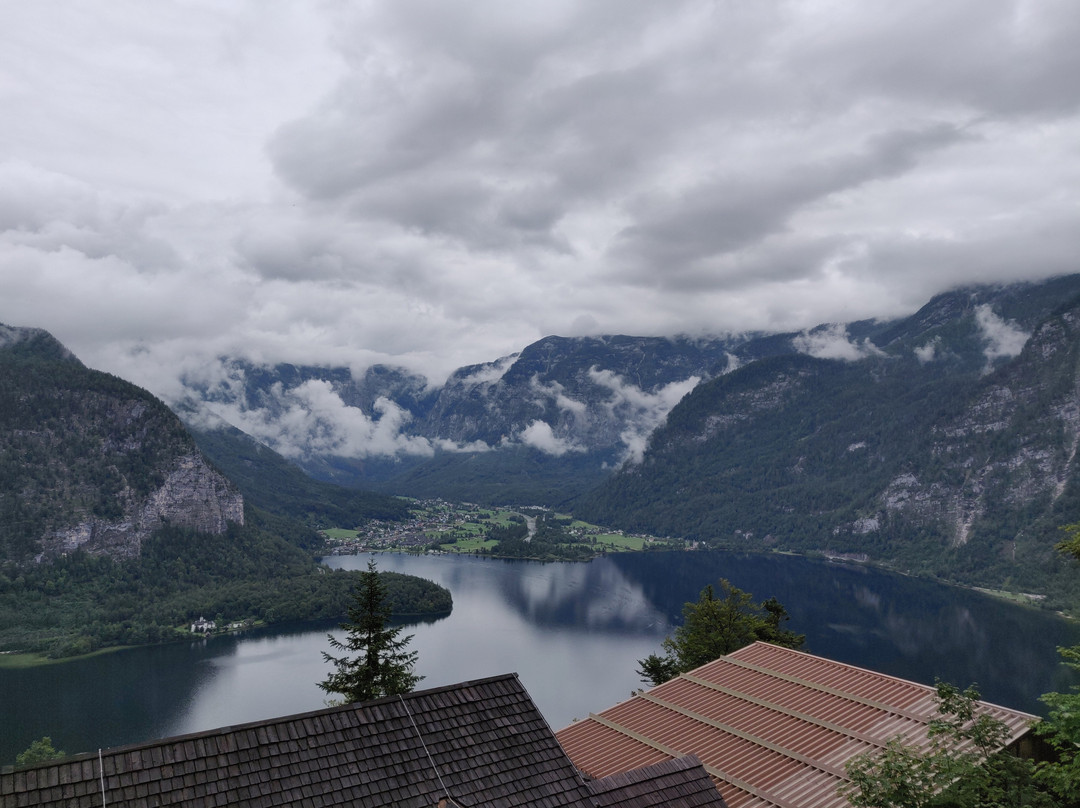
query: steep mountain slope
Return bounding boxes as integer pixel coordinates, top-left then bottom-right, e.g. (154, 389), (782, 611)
(0, 325), (242, 563)
(0, 325), (449, 658)
(420, 334), (737, 448)
(186, 420), (411, 525)
(576, 276), (1080, 604)
(179, 276), (1080, 510)
(875, 299), (1080, 581)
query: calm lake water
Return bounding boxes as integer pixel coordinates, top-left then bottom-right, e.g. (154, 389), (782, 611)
(3, 550), (1079, 765)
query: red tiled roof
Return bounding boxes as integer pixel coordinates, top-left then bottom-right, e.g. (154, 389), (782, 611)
(556, 642), (1037, 808)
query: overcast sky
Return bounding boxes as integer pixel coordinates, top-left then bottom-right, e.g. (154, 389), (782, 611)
(2, 0), (1079, 400)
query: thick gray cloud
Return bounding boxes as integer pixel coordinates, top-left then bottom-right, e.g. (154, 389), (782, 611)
(610, 123), (972, 286)
(1, 0), (1079, 411)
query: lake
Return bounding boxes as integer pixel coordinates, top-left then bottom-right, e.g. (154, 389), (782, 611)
(3, 550), (1079, 765)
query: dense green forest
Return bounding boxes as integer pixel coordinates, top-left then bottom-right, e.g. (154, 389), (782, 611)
(580, 354), (966, 540)
(0, 509), (451, 659)
(576, 299), (1080, 611)
(368, 445), (614, 507)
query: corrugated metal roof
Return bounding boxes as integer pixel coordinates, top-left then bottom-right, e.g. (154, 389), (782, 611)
(556, 642), (1038, 808)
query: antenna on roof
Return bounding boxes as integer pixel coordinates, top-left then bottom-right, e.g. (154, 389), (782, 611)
(397, 695), (469, 808)
(98, 749), (107, 808)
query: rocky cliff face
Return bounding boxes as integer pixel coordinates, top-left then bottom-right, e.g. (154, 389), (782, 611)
(878, 306), (1080, 548)
(0, 324), (243, 564)
(41, 453), (244, 560)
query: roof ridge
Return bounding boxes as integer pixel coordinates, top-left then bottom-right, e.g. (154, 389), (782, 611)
(364, 671), (522, 708)
(679, 671), (893, 749)
(730, 641), (939, 691)
(712, 654), (935, 723)
(590, 754), (704, 788)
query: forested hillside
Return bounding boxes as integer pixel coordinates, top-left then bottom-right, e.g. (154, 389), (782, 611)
(188, 422), (411, 526)
(577, 277), (1080, 607)
(0, 325), (447, 658)
(0, 325), (225, 562)
(0, 513), (451, 658)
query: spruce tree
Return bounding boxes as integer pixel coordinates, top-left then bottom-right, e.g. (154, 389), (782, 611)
(319, 560), (422, 704)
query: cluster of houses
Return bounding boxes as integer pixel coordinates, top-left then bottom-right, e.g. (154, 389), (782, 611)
(188, 617), (216, 634)
(1, 642), (1039, 807)
(322, 503), (472, 553)
(190, 617), (256, 635)
(321, 500), (674, 557)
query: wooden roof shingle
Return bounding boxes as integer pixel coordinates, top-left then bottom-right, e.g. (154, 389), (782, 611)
(587, 755), (729, 808)
(2, 675), (588, 808)
(3, 672), (724, 808)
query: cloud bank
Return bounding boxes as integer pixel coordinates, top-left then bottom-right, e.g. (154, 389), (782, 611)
(201, 381), (436, 460)
(518, 421), (581, 457)
(589, 369), (701, 463)
(1, 1), (1079, 403)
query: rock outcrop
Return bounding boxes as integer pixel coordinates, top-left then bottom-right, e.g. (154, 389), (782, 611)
(42, 453), (244, 560)
(0, 323), (244, 564)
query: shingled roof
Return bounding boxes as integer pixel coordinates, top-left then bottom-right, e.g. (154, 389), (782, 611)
(587, 755), (729, 808)
(556, 642), (1038, 808)
(2, 673), (727, 808)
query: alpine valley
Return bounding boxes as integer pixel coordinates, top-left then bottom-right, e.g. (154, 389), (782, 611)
(7, 274), (1080, 660)
(177, 273), (1080, 607)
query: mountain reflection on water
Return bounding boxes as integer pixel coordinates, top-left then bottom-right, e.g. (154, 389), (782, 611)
(2, 550), (1077, 766)
(608, 551), (1080, 709)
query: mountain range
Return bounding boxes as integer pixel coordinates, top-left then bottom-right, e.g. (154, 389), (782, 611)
(177, 273), (1080, 604)
(6, 273), (1080, 612)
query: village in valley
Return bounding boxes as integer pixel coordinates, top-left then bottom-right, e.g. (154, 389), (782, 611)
(318, 499), (686, 557)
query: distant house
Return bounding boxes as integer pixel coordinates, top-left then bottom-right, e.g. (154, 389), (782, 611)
(1, 674), (727, 808)
(189, 616), (215, 634)
(557, 642), (1037, 808)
